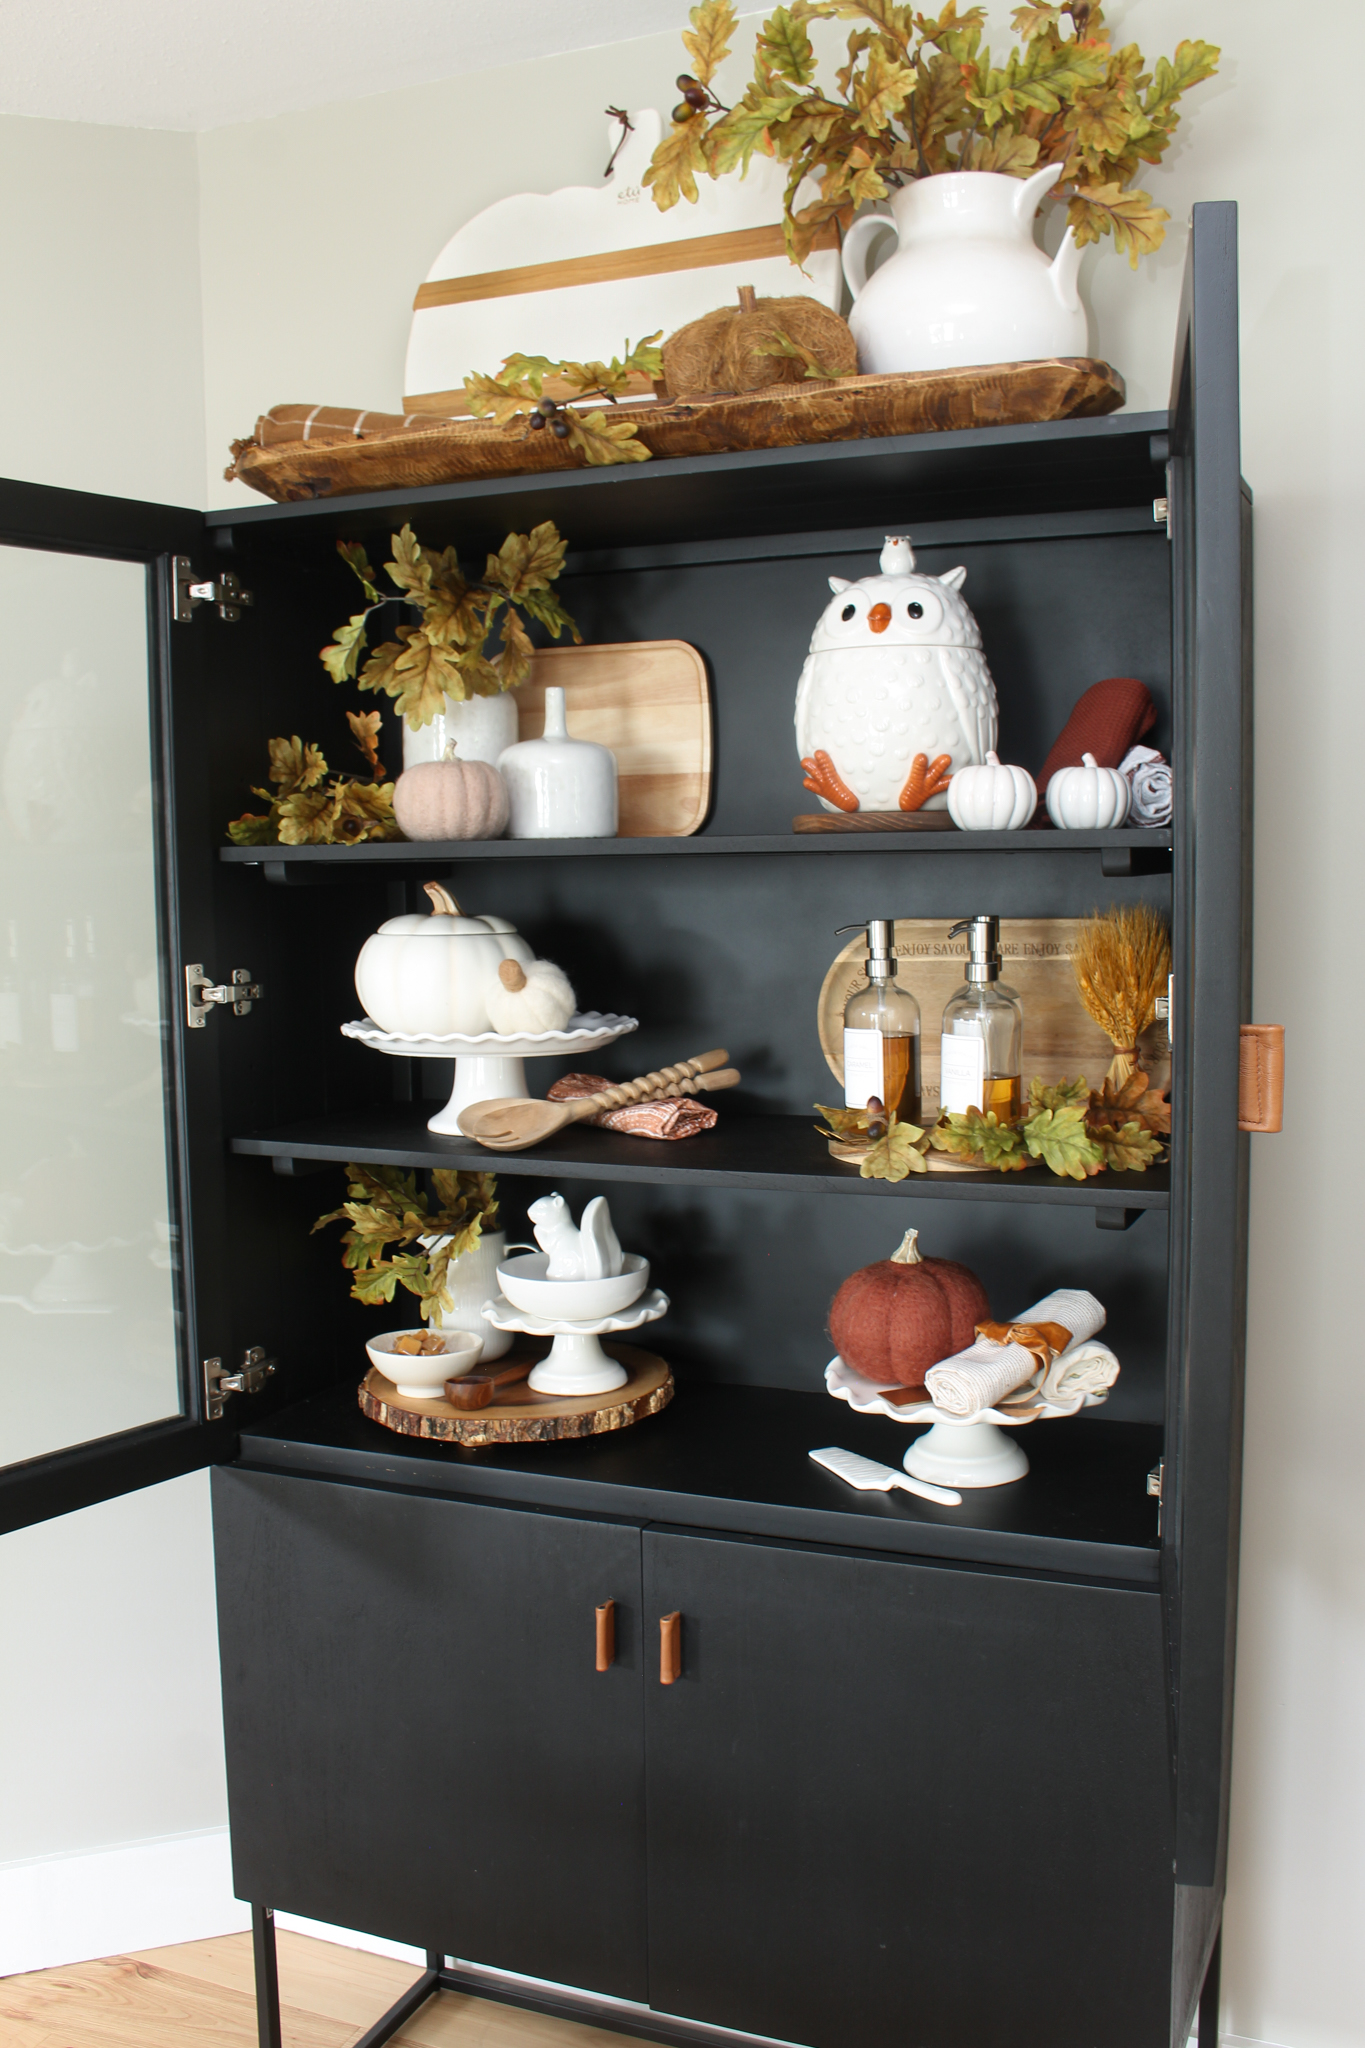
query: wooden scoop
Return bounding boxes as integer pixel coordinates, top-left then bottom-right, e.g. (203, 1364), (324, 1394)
(458, 1049), (738, 1151)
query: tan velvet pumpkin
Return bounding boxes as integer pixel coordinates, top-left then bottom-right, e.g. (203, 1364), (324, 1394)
(393, 745), (510, 842)
(828, 1228), (990, 1386)
(661, 286), (858, 398)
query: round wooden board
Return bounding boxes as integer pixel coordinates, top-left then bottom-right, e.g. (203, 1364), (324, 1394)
(358, 1343), (673, 1445)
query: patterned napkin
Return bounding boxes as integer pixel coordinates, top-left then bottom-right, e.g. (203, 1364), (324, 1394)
(547, 1073), (719, 1140)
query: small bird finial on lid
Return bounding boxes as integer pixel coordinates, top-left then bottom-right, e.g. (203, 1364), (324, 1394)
(880, 535), (915, 575)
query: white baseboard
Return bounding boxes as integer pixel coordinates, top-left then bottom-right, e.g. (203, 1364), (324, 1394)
(0, 1825), (432, 1979)
(0, 1827), (250, 1977)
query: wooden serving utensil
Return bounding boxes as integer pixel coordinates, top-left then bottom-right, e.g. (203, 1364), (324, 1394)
(444, 1357), (535, 1409)
(458, 1049), (738, 1152)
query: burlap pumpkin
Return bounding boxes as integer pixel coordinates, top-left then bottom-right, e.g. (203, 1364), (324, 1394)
(661, 286), (858, 398)
(828, 1227), (990, 1386)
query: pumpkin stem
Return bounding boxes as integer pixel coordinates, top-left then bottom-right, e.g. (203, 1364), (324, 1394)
(442, 741), (460, 760)
(498, 958), (528, 992)
(890, 1228), (922, 1265)
(424, 881), (462, 917)
(737, 284), (758, 314)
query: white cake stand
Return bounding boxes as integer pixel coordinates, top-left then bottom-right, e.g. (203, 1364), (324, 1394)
(482, 1287), (669, 1397)
(825, 1354), (1114, 1489)
(341, 1011), (639, 1133)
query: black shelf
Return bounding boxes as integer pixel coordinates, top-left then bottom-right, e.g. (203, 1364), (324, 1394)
(231, 1107), (1170, 1212)
(235, 1381), (1162, 1585)
(209, 411), (1169, 554)
(221, 825), (1173, 881)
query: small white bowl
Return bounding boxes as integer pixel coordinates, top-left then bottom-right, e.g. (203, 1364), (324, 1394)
(366, 1328), (482, 1399)
(496, 1252), (650, 1323)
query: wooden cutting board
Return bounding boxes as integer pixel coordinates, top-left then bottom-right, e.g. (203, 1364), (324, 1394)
(518, 640), (712, 837)
(358, 1344), (673, 1445)
(818, 917), (1170, 1115)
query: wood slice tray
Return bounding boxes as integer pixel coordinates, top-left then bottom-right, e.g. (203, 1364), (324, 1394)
(358, 1343), (673, 1445)
(519, 641), (710, 837)
(226, 359), (1125, 503)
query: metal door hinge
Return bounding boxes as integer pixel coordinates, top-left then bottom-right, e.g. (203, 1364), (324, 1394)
(185, 964), (263, 1027)
(1153, 496), (1170, 534)
(205, 1347), (276, 1420)
(173, 557), (254, 622)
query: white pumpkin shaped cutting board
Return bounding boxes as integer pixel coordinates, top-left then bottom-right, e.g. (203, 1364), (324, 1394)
(404, 110), (841, 412)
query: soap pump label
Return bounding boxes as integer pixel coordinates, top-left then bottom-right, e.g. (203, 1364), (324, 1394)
(844, 1028), (887, 1111)
(940, 1033), (986, 1116)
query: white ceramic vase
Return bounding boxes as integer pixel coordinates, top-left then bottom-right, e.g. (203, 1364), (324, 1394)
(498, 686), (618, 839)
(841, 165), (1087, 375)
(401, 690), (519, 770)
(422, 1228), (512, 1360)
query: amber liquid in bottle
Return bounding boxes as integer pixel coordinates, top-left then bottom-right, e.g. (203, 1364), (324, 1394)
(982, 1074), (1022, 1122)
(876, 1033), (922, 1123)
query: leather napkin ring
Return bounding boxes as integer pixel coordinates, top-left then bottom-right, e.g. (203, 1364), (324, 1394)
(975, 1319), (1073, 1373)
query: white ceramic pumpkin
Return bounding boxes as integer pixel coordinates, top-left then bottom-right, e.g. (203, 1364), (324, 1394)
(946, 750), (1037, 832)
(392, 745), (510, 842)
(484, 957), (576, 1035)
(1045, 752), (1131, 830)
(354, 882), (535, 1037)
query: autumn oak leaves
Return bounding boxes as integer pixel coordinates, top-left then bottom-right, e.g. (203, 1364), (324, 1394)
(227, 522), (578, 846)
(645, 0), (1218, 269)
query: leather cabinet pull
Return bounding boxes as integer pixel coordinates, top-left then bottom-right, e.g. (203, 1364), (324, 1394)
(1239, 1025), (1284, 1132)
(659, 1612), (682, 1685)
(595, 1600), (616, 1672)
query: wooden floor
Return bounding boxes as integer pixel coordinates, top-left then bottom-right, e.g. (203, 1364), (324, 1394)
(0, 1928), (640, 2045)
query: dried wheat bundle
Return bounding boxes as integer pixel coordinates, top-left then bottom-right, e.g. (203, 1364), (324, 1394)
(1073, 905), (1172, 1088)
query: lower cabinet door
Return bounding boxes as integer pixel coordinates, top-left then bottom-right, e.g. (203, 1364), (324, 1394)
(213, 1468), (647, 1999)
(643, 1530), (1174, 2048)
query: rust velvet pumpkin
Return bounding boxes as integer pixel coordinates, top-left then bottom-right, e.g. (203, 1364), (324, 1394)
(393, 744), (510, 842)
(661, 286), (858, 398)
(828, 1228), (990, 1386)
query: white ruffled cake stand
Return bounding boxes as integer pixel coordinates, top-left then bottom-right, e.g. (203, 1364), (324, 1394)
(825, 1350), (1117, 1489)
(482, 1288), (669, 1397)
(341, 1011), (639, 1134)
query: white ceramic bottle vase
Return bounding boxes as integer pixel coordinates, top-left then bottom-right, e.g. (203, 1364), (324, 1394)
(841, 165), (1087, 375)
(401, 689), (519, 770)
(498, 686), (618, 839)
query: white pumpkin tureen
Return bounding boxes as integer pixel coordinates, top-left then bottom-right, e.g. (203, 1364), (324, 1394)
(354, 882), (535, 1038)
(794, 536), (998, 813)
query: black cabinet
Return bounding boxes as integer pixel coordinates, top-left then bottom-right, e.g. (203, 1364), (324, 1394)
(212, 1467), (648, 2000)
(2, 204), (1249, 2048)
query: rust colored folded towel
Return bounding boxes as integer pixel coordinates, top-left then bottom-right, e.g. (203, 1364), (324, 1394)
(1037, 677), (1157, 793)
(547, 1072), (719, 1139)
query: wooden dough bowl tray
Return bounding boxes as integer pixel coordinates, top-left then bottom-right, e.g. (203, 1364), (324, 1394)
(359, 1343), (673, 1446)
(229, 359), (1124, 503)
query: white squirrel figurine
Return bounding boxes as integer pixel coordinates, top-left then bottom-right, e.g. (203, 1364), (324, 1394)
(528, 1192), (624, 1280)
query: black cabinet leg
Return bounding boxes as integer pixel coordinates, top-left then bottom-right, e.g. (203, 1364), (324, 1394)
(252, 1904), (283, 2048)
(1199, 1928), (1222, 2048)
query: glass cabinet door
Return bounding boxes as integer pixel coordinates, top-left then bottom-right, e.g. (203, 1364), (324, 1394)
(0, 544), (181, 1463)
(0, 481), (228, 1533)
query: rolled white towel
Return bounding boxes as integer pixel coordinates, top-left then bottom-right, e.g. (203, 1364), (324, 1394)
(1037, 1338), (1120, 1414)
(923, 1339), (1039, 1417)
(1011, 1288), (1106, 1347)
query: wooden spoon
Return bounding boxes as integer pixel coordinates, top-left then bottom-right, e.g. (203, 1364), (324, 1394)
(458, 1050), (738, 1151)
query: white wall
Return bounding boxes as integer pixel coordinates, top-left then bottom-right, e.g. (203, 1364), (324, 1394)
(4, 8), (1364, 2041)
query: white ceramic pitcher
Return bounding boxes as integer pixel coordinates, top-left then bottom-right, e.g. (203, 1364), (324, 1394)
(841, 165), (1087, 375)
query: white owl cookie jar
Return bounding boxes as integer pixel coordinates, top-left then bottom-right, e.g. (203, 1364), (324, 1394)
(795, 537), (998, 815)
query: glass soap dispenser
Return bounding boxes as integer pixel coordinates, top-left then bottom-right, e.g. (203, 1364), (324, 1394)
(939, 915), (1023, 1120)
(837, 918), (922, 1124)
